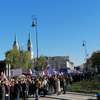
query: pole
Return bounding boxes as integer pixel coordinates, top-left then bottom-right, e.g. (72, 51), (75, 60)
(35, 22), (39, 61)
(32, 17), (39, 68)
(82, 40), (88, 71)
(82, 40), (88, 61)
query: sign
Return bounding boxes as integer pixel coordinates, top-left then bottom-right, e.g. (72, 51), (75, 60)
(11, 68), (22, 77)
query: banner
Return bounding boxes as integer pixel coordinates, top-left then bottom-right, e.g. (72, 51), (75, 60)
(11, 68), (22, 77)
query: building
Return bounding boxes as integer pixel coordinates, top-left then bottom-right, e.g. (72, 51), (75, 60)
(5, 33), (34, 69)
(47, 56), (74, 70)
(12, 33), (33, 59)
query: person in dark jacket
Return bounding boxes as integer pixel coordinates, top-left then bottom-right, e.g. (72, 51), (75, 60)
(21, 80), (28, 100)
(28, 80), (35, 97)
(0, 81), (5, 100)
(5, 81), (10, 100)
(14, 80), (22, 100)
(10, 80), (15, 100)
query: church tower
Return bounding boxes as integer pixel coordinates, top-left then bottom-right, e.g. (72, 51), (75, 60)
(13, 34), (19, 50)
(27, 33), (33, 59)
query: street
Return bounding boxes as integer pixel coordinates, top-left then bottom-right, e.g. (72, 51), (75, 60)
(28, 92), (96, 100)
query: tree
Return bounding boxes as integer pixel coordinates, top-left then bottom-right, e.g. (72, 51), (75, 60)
(35, 55), (47, 70)
(20, 51), (32, 69)
(90, 51), (100, 72)
(5, 48), (32, 69)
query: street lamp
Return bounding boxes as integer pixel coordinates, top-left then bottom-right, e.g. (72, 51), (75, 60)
(32, 17), (39, 69)
(82, 40), (88, 71)
(82, 40), (88, 61)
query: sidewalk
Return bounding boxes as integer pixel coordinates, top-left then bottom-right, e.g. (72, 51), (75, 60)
(45, 93), (96, 100)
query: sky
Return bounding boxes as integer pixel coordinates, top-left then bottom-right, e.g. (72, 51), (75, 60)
(0, 0), (100, 66)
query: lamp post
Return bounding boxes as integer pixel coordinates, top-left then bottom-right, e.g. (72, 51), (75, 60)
(82, 40), (88, 71)
(32, 17), (39, 69)
(82, 40), (88, 61)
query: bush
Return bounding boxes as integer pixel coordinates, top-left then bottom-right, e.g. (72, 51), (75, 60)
(95, 74), (100, 82)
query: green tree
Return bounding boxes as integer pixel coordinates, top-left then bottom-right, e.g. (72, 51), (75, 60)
(5, 48), (32, 69)
(90, 51), (100, 72)
(35, 55), (47, 70)
(20, 51), (32, 69)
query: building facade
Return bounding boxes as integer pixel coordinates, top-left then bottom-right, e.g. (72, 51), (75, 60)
(47, 56), (74, 70)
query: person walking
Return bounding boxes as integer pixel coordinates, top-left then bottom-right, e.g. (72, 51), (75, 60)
(34, 79), (41, 100)
(56, 76), (61, 95)
(14, 80), (22, 100)
(0, 81), (5, 100)
(5, 80), (10, 100)
(62, 77), (67, 94)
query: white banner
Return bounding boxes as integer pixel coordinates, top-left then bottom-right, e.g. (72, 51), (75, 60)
(11, 68), (22, 77)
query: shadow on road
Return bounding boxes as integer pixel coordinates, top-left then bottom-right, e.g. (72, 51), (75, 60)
(44, 96), (69, 100)
(87, 99), (96, 100)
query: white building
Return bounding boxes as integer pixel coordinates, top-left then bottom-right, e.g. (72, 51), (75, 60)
(47, 56), (74, 70)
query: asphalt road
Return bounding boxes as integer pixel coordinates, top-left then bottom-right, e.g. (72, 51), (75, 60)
(28, 92), (96, 100)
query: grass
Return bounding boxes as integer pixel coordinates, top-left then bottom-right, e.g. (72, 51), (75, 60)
(70, 80), (100, 94)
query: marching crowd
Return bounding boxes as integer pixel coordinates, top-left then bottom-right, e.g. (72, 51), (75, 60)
(0, 70), (95, 100)
(0, 74), (72, 100)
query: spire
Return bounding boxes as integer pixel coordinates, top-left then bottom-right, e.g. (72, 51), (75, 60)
(13, 34), (19, 50)
(15, 34), (17, 42)
(27, 33), (33, 59)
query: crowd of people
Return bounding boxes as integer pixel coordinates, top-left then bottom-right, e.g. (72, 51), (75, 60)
(0, 73), (73, 100)
(0, 70), (95, 100)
